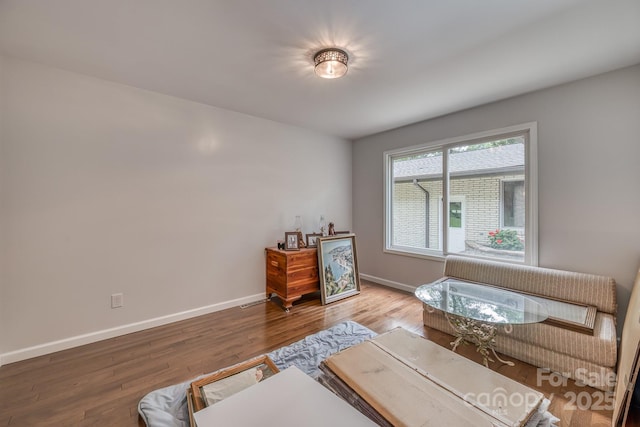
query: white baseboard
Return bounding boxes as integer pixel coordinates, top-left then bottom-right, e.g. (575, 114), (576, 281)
(0, 293), (266, 366)
(360, 273), (417, 293)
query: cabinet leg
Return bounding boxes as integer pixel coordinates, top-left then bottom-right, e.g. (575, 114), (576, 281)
(282, 295), (302, 312)
(282, 301), (294, 313)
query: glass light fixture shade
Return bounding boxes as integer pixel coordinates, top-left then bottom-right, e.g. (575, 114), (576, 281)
(319, 215), (327, 236)
(314, 48), (348, 79)
(293, 215), (303, 232)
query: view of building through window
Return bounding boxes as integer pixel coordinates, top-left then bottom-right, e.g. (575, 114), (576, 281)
(502, 180), (525, 228)
(388, 132), (532, 264)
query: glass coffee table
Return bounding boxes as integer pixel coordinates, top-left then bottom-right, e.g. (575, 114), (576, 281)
(415, 278), (549, 367)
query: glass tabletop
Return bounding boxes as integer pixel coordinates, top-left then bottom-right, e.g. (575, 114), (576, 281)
(415, 279), (549, 325)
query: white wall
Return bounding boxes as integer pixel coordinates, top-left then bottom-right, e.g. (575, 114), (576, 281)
(353, 64), (640, 330)
(0, 56), (352, 363)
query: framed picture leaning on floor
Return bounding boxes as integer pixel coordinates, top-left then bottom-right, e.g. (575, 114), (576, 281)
(316, 234), (360, 305)
(189, 355), (280, 412)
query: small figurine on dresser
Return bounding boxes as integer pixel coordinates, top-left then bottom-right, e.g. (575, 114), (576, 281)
(328, 222), (335, 236)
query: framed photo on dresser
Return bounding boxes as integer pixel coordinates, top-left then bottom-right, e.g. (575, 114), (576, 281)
(306, 233), (322, 248)
(284, 231), (300, 250)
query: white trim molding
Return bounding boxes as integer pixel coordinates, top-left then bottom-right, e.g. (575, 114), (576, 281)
(0, 293), (266, 366)
(360, 273), (417, 293)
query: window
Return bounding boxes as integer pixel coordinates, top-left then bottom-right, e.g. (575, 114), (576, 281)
(502, 180), (525, 228)
(449, 202), (462, 228)
(384, 123), (537, 265)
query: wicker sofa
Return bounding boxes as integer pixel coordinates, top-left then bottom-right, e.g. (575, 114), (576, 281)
(422, 256), (617, 391)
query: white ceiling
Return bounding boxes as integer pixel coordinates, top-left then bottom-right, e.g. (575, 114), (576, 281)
(1, 0), (639, 140)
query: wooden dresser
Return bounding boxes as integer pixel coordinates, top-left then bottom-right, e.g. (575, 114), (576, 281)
(265, 247), (319, 311)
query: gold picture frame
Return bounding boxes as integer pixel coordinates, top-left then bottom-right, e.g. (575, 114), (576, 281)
(186, 387), (197, 426)
(190, 355), (280, 412)
(317, 234), (360, 305)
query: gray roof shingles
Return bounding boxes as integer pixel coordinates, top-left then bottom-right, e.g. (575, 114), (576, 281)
(394, 143), (524, 179)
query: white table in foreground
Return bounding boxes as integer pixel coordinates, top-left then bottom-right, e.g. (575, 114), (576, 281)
(193, 365), (376, 427)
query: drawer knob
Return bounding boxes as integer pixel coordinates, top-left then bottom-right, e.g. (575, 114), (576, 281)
(271, 260), (279, 267)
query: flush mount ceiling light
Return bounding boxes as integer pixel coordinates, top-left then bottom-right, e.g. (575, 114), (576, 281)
(313, 48), (348, 79)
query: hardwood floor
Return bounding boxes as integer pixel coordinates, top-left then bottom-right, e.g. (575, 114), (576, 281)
(0, 281), (617, 426)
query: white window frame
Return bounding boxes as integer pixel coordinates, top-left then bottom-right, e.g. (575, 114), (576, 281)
(383, 122), (538, 265)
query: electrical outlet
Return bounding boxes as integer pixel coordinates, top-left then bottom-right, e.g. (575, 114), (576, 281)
(111, 293), (124, 309)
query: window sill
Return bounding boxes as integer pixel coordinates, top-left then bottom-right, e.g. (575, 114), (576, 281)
(383, 247), (446, 262)
(384, 246), (531, 266)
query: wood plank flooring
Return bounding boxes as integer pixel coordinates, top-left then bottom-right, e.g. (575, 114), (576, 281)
(0, 281), (620, 426)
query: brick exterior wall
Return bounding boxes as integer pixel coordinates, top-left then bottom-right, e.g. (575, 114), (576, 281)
(392, 182), (428, 248)
(393, 174), (524, 249)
